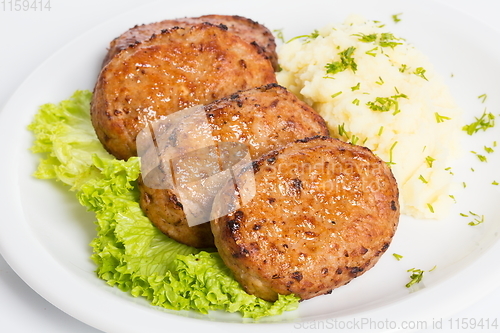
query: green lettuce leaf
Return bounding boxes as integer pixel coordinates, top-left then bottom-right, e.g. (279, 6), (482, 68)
(28, 90), (300, 318)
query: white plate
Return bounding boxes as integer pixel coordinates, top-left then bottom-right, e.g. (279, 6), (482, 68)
(0, 0), (499, 332)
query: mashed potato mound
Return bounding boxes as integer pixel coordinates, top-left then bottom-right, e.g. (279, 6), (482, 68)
(277, 15), (463, 219)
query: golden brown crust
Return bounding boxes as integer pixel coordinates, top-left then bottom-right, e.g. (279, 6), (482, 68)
(91, 23), (277, 160)
(138, 177), (216, 248)
(138, 84), (329, 248)
(204, 83), (329, 159)
(210, 136), (400, 301)
(103, 14), (278, 70)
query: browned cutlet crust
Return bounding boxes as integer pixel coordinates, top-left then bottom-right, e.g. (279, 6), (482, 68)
(138, 84), (329, 248)
(91, 23), (277, 160)
(103, 14), (278, 70)
(211, 136), (400, 301)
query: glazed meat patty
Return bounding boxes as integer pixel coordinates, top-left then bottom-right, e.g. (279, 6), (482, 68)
(91, 23), (276, 160)
(138, 84), (329, 248)
(103, 14), (278, 70)
(210, 136), (400, 301)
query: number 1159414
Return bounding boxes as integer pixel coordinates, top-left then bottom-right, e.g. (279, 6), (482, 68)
(1, 0), (51, 11)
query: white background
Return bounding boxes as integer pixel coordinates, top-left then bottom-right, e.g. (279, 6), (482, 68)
(0, 0), (499, 332)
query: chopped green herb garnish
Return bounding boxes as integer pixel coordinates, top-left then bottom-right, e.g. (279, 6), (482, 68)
(449, 195), (456, 203)
(391, 93), (408, 100)
(427, 203), (435, 213)
(324, 62), (344, 76)
(435, 112), (451, 123)
(419, 175), (428, 184)
(379, 32), (404, 48)
(493, 181), (499, 185)
(467, 211), (484, 226)
(338, 123), (348, 138)
(353, 32), (403, 48)
(287, 29), (320, 43)
(393, 253), (403, 261)
(351, 82), (361, 91)
(477, 155), (487, 162)
(325, 46), (358, 74)
(386, 141), (398, 166)
(373, 20), (386, 28)
(425, 156), (435, 168)
(406, 268), (425, 288)
(478, 93), (487, 103)
(463, 182), (467, 188)
(471, 151), (488, 162)
(331, 91), (343, 98)
(338, 46), (358, 72)
(350, 135), (360, 145)
(484, 146), (494, 154)
(353, 33), (378, 43)
(352, 98), (360, 106)
(406, 266), (436, 288)
(378, 126), (384, 136)
(462, 110), (495, 135)
(375, 76), (385, 85)
(392, 13), (403, 23)
(273, 29), (285, 43)
(365, 47), (378, 57)
(366, 93), (408, 114)
(325, 46), (357, 76)
(414, 67), (429, 81)
(399, 64), (408, 73)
